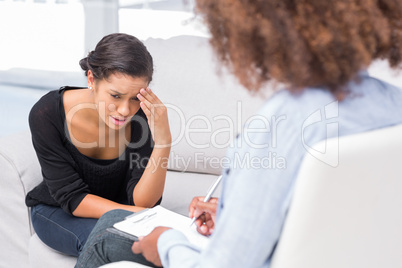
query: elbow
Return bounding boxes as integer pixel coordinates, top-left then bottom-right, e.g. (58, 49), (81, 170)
(133, 199), (155, 208)
(133, 195), (162, 208)
(71, 209), (79, 217)
(71, 202), (83, 217)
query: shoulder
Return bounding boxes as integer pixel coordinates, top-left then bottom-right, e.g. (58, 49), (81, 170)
(238, 87), (337, 155)
(29, 88), (64, 133)
(254, 87), (336, 127)
(30, 89), (61, 118)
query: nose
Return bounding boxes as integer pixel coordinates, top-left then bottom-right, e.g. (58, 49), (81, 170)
(117, 101), (130, 117)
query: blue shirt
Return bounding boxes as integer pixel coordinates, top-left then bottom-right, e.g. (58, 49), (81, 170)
(157, 72), (402, 267)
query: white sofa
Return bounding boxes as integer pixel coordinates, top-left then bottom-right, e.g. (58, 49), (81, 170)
(1, 35), (401, 268)
(0, 35), (265, 268)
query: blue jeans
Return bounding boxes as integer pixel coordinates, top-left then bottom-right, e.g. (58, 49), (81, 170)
(75, 209), (157, 268)
(31, 204), (98, 257)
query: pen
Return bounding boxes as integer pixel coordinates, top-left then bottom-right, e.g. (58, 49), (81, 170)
(190, 175), (223, 226)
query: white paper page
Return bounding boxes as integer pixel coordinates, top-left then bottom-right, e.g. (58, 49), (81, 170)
(114, 206), (210, 249)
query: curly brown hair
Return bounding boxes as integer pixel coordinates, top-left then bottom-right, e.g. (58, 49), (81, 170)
(195, 0), (402, 98)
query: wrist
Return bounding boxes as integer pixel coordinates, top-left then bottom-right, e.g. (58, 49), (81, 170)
(154, 137), (172, 148)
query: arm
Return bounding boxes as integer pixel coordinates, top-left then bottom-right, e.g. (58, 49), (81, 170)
(132, 87), (171, 208)
(72, 194), (144, 218)
(133, 145), (170, 207)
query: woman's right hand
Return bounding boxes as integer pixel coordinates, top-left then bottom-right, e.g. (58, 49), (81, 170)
(137, 87), (171, 148)
(189, 196), (219, 236)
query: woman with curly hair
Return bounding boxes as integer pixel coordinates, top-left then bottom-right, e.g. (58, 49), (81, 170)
(76, 0), (402, 267)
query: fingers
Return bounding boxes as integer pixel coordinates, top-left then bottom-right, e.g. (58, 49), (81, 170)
(137, 88), (171, 146)
(137, 88), (162, 112)
(195, 213), (215, 236)
(189, 196), (206, 218)
(137, 88), (153, 116)
(142, 87), (161, 102)
(189, 197), (218, 219)
(197, 222), (214, 236)
(189, 197), (218, 236)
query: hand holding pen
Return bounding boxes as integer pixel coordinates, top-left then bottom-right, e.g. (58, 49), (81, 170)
(188, 175), (223, 236)
(189, 197), (219, 236)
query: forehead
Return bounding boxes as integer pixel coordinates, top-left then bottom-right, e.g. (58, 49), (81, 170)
(100, 73), (149, 92)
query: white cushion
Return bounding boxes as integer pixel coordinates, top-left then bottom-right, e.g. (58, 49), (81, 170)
(161, 170), (221, 216)
(29, 234), (77, 268)
(144, 36), (267, 175)
(271, 124), (402, 268)
(0, 131), (41, 268)
(100, 261), (152, 268)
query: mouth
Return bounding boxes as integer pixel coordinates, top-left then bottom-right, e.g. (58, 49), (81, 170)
(110, 116), (128, 126)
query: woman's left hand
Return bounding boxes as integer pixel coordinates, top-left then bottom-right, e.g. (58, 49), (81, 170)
(138, 88), (171, 147)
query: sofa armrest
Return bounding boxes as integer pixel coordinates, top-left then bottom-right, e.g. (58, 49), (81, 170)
(0, 131), (42, 268)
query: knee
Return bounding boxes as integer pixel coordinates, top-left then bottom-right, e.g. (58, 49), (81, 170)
(100, 209), (133, 222)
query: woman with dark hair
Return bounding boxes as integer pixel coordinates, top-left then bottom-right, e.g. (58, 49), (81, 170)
(77, 1), (402, 267)
(25, 33), (170, 264)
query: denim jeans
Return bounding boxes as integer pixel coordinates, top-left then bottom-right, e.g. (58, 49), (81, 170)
(75, 209), (157, 268)
(31, 204), (98, 257)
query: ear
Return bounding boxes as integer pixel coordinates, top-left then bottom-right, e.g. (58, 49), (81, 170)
(87, 70), (94, 89)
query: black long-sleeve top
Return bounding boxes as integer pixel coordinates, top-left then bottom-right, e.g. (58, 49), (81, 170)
(25, 86), (155, 214)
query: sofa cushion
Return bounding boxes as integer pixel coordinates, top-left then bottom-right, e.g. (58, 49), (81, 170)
(144, 36), (267, 175)
(29, 234), (77, 268)
(161, 170), (222, 216)
(0, 131), (42, 268)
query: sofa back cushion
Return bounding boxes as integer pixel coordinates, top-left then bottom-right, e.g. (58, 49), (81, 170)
(144, 35), (267, 175)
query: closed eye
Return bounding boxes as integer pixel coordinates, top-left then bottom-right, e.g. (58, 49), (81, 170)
(111, 94), (121, 99)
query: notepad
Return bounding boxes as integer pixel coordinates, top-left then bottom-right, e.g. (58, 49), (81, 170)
(112, 205), (210, 249)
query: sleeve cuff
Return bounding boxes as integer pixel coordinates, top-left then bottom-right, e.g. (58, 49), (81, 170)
(157, 229), (202, 268)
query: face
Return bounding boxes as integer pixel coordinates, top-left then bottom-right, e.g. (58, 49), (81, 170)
(88, 71), (149, 130)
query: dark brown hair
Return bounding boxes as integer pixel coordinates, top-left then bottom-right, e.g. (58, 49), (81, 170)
(195, 0), (402, 97)
(79, 33), (153, 83)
